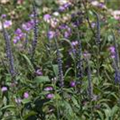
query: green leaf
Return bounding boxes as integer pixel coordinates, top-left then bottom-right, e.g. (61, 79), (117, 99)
(0, 105), (15, 111)
(3, 96), (7, 106)
(52, 64), (58, 77)
(23, 111), (37, 120)
(63, 101), (73, 117)
(111, 105), (119, 117)
(108, 17), (118, 25)
(71, 97), (80, 108)
(104, 109), (111, 118)
(34, 76), (50, 83)
(22, 98), (31, 104)
(96, 110), (104, 120)
(64, 67), (73, 78)
(21, 54), (35, 72)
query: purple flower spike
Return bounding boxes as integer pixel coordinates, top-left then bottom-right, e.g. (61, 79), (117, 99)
(23, 92), (29, 98)
(70, 81), (76, 87)
(46, 94), (54, 99)
(1, 86), (8, 92)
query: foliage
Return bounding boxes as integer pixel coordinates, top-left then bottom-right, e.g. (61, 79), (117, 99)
(0, 0), (120, 119)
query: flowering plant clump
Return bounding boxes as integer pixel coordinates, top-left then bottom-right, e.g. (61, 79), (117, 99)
(0, 0), (120, 119)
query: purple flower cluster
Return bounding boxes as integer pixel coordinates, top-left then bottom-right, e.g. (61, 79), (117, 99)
(44, 87), (54, 99)
(13, 14), (39, 44)
(13, 28), (26, 43)
(35, 69), (43, 76)
(22, 19), (36, 31)
(68, 48), (76, 57)
(59, 3), (71, 12)
(47, 31), (56, 39)
(91, 1), (106, 9)
(4, 20), (12, 28)
(71, 12), (83, 28)
(59, 24), (71, 38)
(71, 41), (78, 46)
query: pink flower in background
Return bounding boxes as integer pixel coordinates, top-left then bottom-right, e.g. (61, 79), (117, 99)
(91, 1), (106, 8)
(57, 0), (70, 5)
(46, 94), (54, 99)
(70, 81), (76, 87)
(17, 0), (23, 4)
(1, 86), (8, 92)
(112, 10), (120, 20)
(91, 22), (96, 28)
(91, 1), (99, 6)
(3, 20), (12, 28)
(50, 18), (59, 28)
(23, 92), (29, 98)
(108, 46), (116, 59)
(35, 69), (43, 76)
(64, 31), (70, 38)
(43, 14), (51, 23)
(83, 52), (91, 59)
(71, 41), (78, 46)
(109, 46), (115, 54)
(111, 55), (115, 59)
(44, 87), (53, 91)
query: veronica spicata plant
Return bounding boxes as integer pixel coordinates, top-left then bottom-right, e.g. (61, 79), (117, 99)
(31, 1), (38, 61)
(1, 20), (15, 79)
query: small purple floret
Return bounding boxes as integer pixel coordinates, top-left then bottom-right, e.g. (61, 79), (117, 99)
(70, 81), (76, 87)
